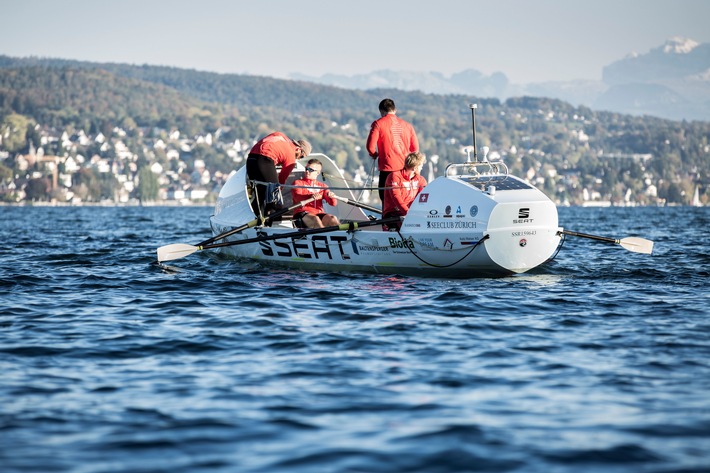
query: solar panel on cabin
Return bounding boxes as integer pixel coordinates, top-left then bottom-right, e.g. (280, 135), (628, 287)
(460, 175), (533, 191)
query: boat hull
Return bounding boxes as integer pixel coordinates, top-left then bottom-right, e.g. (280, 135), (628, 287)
(209, 155), (561, 278)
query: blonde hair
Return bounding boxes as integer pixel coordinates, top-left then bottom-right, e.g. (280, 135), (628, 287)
(404, 151), (426, 170)
(296, 139), (312, 156)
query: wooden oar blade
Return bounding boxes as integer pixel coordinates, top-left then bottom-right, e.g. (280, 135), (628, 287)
(157, 243), (200, 262)
(619, 237), (654, 255)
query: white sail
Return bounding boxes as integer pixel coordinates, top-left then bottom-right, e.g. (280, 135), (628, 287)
(692, 186), (702, 207)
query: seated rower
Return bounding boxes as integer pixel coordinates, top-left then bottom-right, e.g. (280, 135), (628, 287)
(291, 159), (340, 228)
(382, 151), (427, 231)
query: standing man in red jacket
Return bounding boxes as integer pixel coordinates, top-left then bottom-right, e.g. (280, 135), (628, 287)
(247, 131), (312, 217)
(366, 98), (419, 204)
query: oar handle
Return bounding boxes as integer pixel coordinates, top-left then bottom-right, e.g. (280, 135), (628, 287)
(200, 217), (402, 250)
(332, 195), (382, 214)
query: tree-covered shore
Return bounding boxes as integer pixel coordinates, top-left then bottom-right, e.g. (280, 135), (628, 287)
(1, 57), (707, 206)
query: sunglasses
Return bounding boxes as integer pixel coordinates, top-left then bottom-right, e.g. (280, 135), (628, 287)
(305, 167), (320, 174)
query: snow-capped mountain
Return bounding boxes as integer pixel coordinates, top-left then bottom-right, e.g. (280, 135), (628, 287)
(596, 37), (710, 120)
(292, 37), (710, 122)
(603, 36), (710, 84)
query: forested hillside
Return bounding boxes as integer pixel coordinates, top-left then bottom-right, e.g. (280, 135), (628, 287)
(0, 56), (707, 205)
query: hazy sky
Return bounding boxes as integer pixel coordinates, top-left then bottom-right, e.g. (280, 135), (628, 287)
(2, 0), (708, 84)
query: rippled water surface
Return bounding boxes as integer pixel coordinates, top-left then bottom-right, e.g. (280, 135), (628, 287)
(1, 205), (709, 473)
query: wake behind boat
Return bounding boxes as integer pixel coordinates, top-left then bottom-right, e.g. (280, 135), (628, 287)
(157, 105), (653, 277)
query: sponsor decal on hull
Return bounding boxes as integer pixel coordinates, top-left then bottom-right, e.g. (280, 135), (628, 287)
(258, 233), (357, 260)
(427, 221), (477, 229)
(513, 207), (534, 224)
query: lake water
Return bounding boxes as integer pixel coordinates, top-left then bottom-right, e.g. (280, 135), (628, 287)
(1, 205), (708, 473)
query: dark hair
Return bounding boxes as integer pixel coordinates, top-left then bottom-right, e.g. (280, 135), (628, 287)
(378, 98), (396, 114)
(306, 158), (323, 167)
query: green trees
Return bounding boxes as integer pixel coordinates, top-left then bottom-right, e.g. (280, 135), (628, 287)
(1, 113), (32, 153)
(71, 168), (119, 202)
(135, 165), (159, 203)
(0, 162), (12, 182)
(24, 177), (51, 201)
(0, 58), (708, 206)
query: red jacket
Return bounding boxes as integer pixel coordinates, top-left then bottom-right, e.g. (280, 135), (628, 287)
(249, 132), (299, 184)
(291, 179), (337, 214)
(383, 170), (427, 215)
(366, 114), (418, 171)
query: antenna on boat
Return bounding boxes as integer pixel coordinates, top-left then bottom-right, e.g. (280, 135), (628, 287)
(469, 103), (478, 163)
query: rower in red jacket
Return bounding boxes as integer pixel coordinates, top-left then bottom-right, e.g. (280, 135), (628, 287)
(291, 158), (340, 228)
(247, 131), (312, 217)
(382, 151), (427, 231)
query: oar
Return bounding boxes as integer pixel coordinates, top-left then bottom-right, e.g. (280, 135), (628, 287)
(157, 197), (316, 262)
(559, 229), (654, 254)
(320, 170), (381, 214)
(332, 195), (382, 214)
(198, 196), (316, 247)
(157, 216), (401, 262)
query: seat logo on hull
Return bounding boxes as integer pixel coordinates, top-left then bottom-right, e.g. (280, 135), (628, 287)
(513, 207), (534, 224)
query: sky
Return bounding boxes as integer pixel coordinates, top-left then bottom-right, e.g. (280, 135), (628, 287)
(2, 0), (709, 84)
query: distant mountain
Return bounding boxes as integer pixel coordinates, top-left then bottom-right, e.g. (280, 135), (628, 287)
(292, 69), (511, 98)
(290, 37), (710, 122)
(603, 37), (710, 84)
(596, 37), (710, 121)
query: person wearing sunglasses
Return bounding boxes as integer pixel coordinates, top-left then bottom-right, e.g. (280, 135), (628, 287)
(291, 159), (340, 229)
(247, 131), (312, 217)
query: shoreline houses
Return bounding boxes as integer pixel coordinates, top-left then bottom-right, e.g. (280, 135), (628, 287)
(1, 125), (245, 205)
(0, 122), (700, 207)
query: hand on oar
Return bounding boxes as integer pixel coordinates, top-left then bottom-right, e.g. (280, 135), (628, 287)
(559, 229), (654, 254)
(157, 196), (315, 262)
(157, 216), (402, 262)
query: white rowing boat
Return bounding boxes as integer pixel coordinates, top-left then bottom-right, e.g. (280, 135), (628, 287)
(157, 105), (653, 277)
(206, 153), (560, 277)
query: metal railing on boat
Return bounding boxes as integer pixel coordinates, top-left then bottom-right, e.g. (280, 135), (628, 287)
(445, 160), (509, 178)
